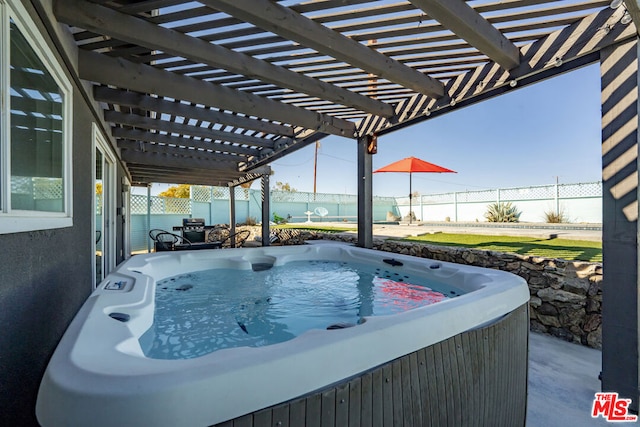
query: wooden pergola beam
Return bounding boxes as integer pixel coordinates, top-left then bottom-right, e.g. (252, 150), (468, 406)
(127, 164), (243, 177)
(79, 0), (573, 67)
(111, 128), (263, 158)
(623, 1), (640, 37)
(93, 86), (295, 138)
(357, 5), (633, 137)
(120, 149), (241, 170)
(242, 130), (328, 170)
(56, 0), (395, 119)
(127, 168), (248, 186)
(127, 162), (250, 175)
(408, 0), (520, 69)
(104, 110), (277, 149)
(118, 140), (247, 163)
(78, 50), (356, 138)
(202, 0), (445, 99)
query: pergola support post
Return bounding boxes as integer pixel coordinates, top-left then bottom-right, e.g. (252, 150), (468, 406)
(146, 184), (152, 253)
(261, 173), (271, 246)
(357, 136), (373, 248)
(600, 38), (640, 411)
(229, 186), (236, 247)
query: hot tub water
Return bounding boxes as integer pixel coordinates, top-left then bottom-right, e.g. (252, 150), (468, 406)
(140, 260), (465, 359)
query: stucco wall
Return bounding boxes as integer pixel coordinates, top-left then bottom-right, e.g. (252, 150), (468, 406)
(0, 2), (107, 425)
(0, 90), (94, 427)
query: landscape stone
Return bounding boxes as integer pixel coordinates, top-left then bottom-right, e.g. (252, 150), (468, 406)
(247, 228), (603, 349)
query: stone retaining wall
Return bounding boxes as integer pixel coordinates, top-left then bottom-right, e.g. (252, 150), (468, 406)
(243, 227), (603, 349)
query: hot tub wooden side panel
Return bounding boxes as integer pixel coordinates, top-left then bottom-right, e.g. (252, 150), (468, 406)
(213, 303), (529, 427)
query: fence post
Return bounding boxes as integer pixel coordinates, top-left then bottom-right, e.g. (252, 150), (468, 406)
(497, 188), (501, 204)
(146, 185), (151, 253)
(555, 182), (560, 215)
(261, 174), (270, 246)
(454, 192), (458, 222)
(210, 188), (215, 222)
(229, 186), (236, 246)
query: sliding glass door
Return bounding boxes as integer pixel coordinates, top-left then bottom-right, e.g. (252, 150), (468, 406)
(94, 126), (116, 287)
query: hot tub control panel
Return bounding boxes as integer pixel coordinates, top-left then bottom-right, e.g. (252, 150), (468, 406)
(104, 279), (129, 291)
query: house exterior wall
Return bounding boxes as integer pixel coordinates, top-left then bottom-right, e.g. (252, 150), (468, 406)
(0, 89), (94, 427)
(0, 1), (124, 425)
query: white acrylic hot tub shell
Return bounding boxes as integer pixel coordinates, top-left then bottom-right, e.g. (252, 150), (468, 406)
(36, 243), (529, 427)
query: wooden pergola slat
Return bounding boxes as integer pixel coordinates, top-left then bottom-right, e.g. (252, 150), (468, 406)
(56, 0), (395, 119)
(120, 149), (241, 170)
(78, 50), (357, 138)
(118, 141), (248, 164)
(93, 86), (294, 137)
(111, 128), (263, 158)
(201, 0), (445, 99)
(104, 110), (278, 149)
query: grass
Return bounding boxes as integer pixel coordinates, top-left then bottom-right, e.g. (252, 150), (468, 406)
(401, 233), (602, 262)
(278, 224), (602, 262)
(274, 224), (353, 233)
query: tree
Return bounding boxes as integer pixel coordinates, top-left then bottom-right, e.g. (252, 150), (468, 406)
(274, 181), (297, 192)
(158, 184), (191, 198)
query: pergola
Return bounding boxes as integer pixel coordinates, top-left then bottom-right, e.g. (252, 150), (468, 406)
(45, 0), (639, 409)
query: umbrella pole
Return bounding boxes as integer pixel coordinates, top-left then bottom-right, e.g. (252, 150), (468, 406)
(409, 172), (412, 224)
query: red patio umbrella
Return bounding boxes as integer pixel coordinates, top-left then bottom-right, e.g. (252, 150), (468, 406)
(374, 156), (456, 224)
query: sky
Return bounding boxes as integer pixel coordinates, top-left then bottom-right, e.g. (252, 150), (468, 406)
(137, 63), (602, 197)
(271, 63), (602, 197)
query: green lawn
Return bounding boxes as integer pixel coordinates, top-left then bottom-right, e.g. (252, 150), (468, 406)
(274, 224), (353, 233)
(401, 233), (602, 262)
(278, 224), (602, 262)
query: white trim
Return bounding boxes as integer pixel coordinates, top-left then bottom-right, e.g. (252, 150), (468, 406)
(91, 126), (97, 287)
(0, 216), (73, 234)
(0, 2), (8, 214)
(94, 123), (117, 287)
(0, 0), (74, 234)
(122, 176), (132, 261)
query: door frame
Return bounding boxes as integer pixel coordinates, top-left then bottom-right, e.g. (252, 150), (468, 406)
(93, 124), (117, 287)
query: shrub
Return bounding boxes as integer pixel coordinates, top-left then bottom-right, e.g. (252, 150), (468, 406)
(484, 202), (521, 223)
(244, 216), (257, 226)
(544, 209), (568, 223)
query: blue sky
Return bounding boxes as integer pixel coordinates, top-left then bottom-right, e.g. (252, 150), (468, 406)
(270, 63), (602, 197)
(140, 63), (602, 197)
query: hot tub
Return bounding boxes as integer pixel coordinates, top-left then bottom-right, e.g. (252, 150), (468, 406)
(37, 242), (530, 427)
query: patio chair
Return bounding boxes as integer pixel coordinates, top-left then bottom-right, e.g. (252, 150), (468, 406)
(206, 227), (251, 248)
(149, 229), (192, 252)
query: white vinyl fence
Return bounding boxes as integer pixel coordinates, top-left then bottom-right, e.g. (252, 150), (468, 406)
(395, 182), (602, 223)
(128, 187), (398, 252)
(124, 182), (602, 252)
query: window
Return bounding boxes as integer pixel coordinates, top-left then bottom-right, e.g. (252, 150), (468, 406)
(0, 1), (72, 233)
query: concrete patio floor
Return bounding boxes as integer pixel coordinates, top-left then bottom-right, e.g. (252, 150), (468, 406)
(527, 332), (615, 426)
